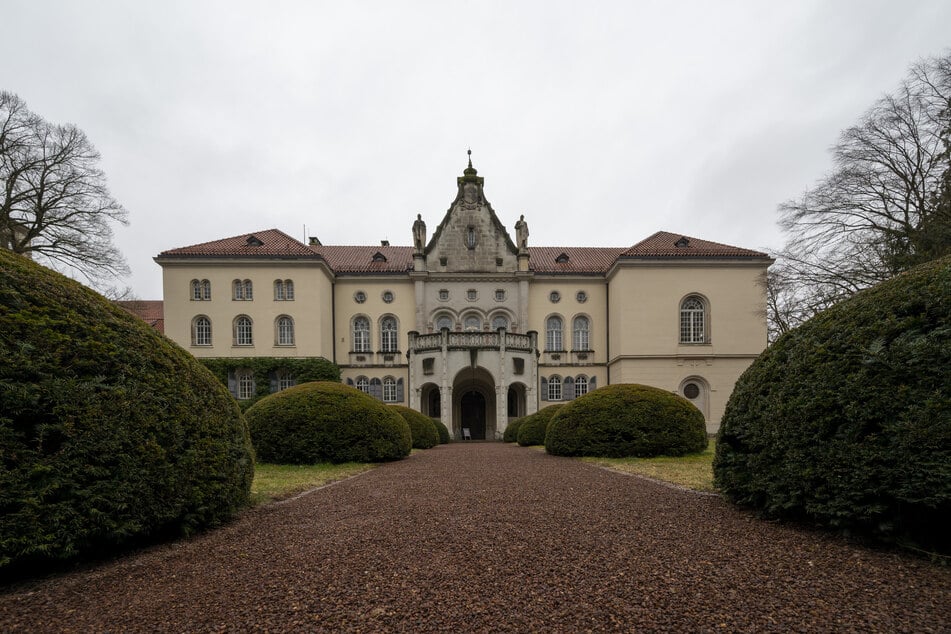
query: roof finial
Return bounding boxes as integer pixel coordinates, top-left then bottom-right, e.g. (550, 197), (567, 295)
(467, 147), (472, 168)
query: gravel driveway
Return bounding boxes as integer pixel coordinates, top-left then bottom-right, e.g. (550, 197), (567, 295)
(2, 443), (949, 632)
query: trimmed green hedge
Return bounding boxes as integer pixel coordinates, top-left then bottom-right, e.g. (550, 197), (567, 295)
(246, 382), (411, 463)
(714, 256), (951, 552)
(546, 384), (707, 457)
(389, 405), (440, 449)
(432, 419), (451, 444)
(0, 250), (254, 573)
(517, 405), (565, 447)
(200, 357), (339, 411)
(503, 416), (527, 443)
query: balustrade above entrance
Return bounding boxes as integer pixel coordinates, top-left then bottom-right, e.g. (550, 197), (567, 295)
(408, 330), (537, 354)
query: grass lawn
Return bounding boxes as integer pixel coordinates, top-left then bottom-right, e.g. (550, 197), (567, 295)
(580, 441), (716, 492)
(251, 462), (377, 505)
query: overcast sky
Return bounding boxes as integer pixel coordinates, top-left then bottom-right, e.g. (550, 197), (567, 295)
(3, 1), (950, 298)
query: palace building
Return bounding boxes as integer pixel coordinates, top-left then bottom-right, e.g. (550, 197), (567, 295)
(155, 159), (772, 439)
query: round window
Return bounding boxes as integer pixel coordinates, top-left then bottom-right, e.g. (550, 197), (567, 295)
(576, 290), (588, 303)
(382, 290), (394, 303)
(683, 383), (700, 399)
(354, 291), (367, 304)
(549, 291), (561, 303)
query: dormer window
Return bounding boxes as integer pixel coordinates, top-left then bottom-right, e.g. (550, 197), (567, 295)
(466, 226), (477, 249)
(246, 235), (263, 247)
(372, 252), (387, 262)
(556, 252), (570, 263)
(675, 236), (690, 248)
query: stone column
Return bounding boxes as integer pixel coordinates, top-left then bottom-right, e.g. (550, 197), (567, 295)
(414, 278), (426, 332)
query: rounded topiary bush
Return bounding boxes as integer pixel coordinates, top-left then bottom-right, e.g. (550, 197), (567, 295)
(714, 256), (951, 552)
(545, 384), (707, 457)
(0, 250), (254, 573)
(432, 419), (451, 444)
(517, 405), (565, 447)
(503, 416), (527, 443)
(246, 382), (411, 463)
(390, 405), (440, 449)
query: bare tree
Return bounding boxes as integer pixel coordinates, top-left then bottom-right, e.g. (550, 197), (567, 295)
(775, 53), (951, 333)
(1, 91), (128, 284)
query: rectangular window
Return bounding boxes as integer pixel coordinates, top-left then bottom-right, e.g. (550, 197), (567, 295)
(548, 378), (562, 401)
(383, 380), (397, 402)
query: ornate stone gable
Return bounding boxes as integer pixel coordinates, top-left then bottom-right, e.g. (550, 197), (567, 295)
(423, 159), (519, 273)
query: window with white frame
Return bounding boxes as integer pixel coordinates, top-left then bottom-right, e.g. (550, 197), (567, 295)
(277, 370), (295, 391)
(237, 370), (254, 400)
(548, 375), (562, 401)
(274, 279), (295, 301)
(380, 317), (398, 352)
(382, 377), (397, 402)
(356, 376), (369, 393)
(353, 316), (371, 352)
(546, 316), (563, 351)
(191, 279), (211, 301)
(234, 315), (253, 346)
(233, 279), (253, 300)
(192, 315), (211, 346)
(276, 316), (295, 346)
(680, 296), (706, 343)
(575, 375), (589, 397)
(573, 316), (590, 351)
(492, 315), (508, 331)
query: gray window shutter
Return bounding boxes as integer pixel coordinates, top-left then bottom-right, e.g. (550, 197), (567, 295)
(397, 378), (404, 402)
(540, 377), (548, 401)
(589, 376), (597, 390)
(346, 377), (354, 386)
(369, 378), (383, 400)
(227, 371), (237, 397)
(564, 377), (575, 400)
(269, 371), (278, 393)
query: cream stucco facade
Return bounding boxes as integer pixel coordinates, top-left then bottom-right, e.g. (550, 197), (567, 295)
(155, 161), (772, 437)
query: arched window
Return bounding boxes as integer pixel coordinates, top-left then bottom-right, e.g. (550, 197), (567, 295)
(382, 377), (398, 402)
(276, 316), (295, 346)
(546, 316), (563, 351)
(192, 315), (211, 346)
(236, 369), (254, 400)
(464, 315), (481, 331)
(284, 280), (294, 300)
(201, 279), (211, 300)
(356, 376), (370, 393)
(575, 375), (588, 397)
(277, 370), (295, 391)
(380, 317), (398, 353)
(680, 295), (706, 343)
(353, 317), (371, 352)
(573, 316), (590, 351)
(191, 279), (211, 300)
(233, 279), (253, 300)
(492, 315), (508, 331)
(435, 315), (453, 331)
(234, 315), (253, 346)
(548, 375), (562, 401)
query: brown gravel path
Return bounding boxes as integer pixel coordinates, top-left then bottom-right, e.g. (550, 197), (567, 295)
(2, 443), (950, 633)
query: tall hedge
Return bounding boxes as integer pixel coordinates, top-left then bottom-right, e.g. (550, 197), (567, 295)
(517, 405), (564, 447)
(389, 405), (440, 449)
(503, 416), (527, 443)
(200, 357), (339, 411)
(246, 382), (411, 463)
(546, 384), (707, 457)
(0, 250), (254, 573)
(714, 256), (951, 552)
(432, 419), (451, 444)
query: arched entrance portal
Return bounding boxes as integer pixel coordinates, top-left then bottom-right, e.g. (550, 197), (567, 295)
(452, 366), (497, 440)
(461, 391), (486, 439)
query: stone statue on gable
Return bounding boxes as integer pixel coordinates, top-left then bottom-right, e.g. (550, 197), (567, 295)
(515, 214), (529, 250)
(413, 214), (426, 252)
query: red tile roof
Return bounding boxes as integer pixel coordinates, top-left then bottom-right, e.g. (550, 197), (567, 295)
(310, 245), (415, 273)
(158, 229), (318, 258)
(528, 247), (627, 273)
(621, 231), (769, 258)
(116, 300), (165, 333)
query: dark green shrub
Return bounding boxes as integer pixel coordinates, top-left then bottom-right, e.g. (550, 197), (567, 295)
(714, 257), (951, 552)
(432, 419), (451, 444)
(517, 405), (565, 446)
(389, 405), (439, 449)
(246, 382), (411, 463)
(546, 384), (707, 457)
(0, 250), (254, 573)
(503, 416), (527, 443)
(200, 357), (339, 411)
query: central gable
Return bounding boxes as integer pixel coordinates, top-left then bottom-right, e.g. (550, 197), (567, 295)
(424, 160), (519, 273)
